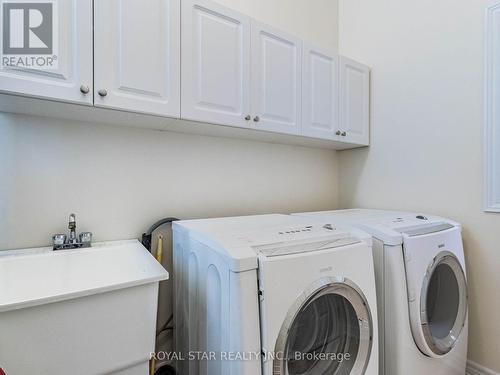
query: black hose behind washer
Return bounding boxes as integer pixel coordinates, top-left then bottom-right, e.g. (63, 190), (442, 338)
(141, 217), (180, 375)
(141, 217), (179, 252)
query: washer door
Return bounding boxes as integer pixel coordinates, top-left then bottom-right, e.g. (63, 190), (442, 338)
(419, 251), (468, 355)
(273, 278), (373, 375)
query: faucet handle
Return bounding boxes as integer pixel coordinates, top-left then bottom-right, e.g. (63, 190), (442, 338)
(52, 234), (67, 247)
(79, 232), (92, 247)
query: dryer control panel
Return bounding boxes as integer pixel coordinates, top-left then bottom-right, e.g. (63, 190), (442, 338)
(355, 213), (460, 246)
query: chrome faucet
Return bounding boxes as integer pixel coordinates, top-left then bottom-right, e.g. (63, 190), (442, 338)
(52, 213), (92, 250)
(68, 213), (77, 244)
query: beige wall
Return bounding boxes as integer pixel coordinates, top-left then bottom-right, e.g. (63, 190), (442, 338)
(0, 113), (338, 250)
(338, 0), (500, 371)
(214, 0), (338, 52)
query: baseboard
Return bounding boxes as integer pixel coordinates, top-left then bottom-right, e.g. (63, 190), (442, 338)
(467, 360), (500, 375)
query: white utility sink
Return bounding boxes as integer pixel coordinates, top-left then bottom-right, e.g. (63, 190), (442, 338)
(0, 240), (168, 375)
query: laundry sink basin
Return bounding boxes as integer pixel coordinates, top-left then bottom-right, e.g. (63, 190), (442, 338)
(0, 240), (168, 375)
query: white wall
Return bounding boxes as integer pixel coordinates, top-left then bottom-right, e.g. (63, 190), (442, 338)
(338, 0), (500, 371)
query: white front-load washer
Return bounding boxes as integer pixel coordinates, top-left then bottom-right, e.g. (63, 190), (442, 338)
(173, 214), (379, 375)
(293, 209), (468, 375)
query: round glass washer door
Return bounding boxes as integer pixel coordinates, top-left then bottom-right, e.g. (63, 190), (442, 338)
(273, 278), (373, 375)
(419, 251), (468, 356)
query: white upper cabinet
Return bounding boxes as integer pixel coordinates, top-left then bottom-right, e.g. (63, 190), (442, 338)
(181, 0), (251, 128)
(339, 56), (370, 145)
(0, 0), (370, 149)
(0, 0), (93, 104)
(301, 44), (338, 140)
(251, 22), (302, 135)
(94, 0), (181, 117)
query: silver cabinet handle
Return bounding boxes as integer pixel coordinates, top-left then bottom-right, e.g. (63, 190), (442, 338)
(245, 115), (251, 121)
(253, 116), (260, 122)
(341, 131), (347, 137)
(98, 89), (108, 97)
(335, 130), (341, 136)
(80, 85), (90, 94)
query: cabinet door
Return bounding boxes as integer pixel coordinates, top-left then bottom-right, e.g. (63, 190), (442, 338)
(251, 22), (301, 135)
(0, 0), (92, 104)
(339, 56), (370, 145)
(301, 44), (339, 140)
(181, 0), (251, 127)
(94, 0), (180, 117)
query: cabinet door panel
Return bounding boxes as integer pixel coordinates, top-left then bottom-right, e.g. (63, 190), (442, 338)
(0, 0), (92, 104)
(339, 56), (370, 145)
(94, 0), (180, 117)
(251, 22), (301, 135)
(181, 0), (251, 127)
(302, 44), (338, 139)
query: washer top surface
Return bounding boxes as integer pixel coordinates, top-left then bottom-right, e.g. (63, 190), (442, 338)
(174, 214), (371, 271)
(293, 209), (460, 246)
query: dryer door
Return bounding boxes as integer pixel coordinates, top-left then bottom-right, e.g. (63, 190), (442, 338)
(419, 251), (467, 355)
(403, 227), (468, 357)
(273, 277), (373, 375)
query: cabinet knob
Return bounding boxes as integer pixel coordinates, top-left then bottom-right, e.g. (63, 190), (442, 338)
(80, 85), (90, 94)
(245, 115), (251, 121)
(98, 89), (108, 97)
(253, 116), (260, 122)
(335, 130), (341, 136)
(341, 131), (347, 137)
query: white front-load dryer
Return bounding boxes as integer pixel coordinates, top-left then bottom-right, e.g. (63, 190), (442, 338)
(293, 209), (468, 375)
(173, 214), (379, 375)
